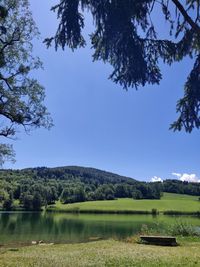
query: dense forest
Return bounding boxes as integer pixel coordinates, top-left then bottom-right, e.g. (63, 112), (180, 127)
(0, 166), (199, 211)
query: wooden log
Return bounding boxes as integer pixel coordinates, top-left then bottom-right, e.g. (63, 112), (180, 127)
(140, 235), (178, 246)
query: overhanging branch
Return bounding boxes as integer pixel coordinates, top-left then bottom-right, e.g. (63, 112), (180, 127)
(171, 0), (200, 35)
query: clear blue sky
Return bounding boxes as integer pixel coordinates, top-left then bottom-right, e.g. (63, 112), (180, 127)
(4, 1), (200, 182)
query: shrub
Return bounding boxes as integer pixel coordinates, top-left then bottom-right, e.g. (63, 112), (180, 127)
(151, 208), (159, 215)
(169, 220), (199, 236)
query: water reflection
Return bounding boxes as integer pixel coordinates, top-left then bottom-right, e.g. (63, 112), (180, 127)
(0, 212), (199, 245)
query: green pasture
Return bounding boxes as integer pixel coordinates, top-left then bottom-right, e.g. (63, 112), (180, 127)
(48, 193), (200, 213)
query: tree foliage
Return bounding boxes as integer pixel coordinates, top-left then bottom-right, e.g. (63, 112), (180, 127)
(0, 0), (52, 164)
(46, 0), (200, 132)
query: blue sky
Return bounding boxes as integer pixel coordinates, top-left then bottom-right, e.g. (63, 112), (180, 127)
(4, 1), (200, 182)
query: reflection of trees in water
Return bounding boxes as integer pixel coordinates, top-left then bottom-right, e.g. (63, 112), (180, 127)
(0, 213), (163, 244)
(0, 213), (9, 228)
(0, 213), (194, 245)
(8, 221), (16, 233)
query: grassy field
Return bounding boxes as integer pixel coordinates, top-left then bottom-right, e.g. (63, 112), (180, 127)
(0, 239), (200, 267)
(47, 193), (200, 214)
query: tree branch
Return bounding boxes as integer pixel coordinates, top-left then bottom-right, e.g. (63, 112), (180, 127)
(0, 123), (15, 138)
(171, 0), (200, 35)
(0, 28), (21, 53)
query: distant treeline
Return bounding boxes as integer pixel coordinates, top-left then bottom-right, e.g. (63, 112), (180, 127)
(0, 166), (199, 211)
(163, 179), (200, 196)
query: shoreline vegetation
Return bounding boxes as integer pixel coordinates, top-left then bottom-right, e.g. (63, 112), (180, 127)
(47, 209), (200, 216)
(1, 208), (200, 216)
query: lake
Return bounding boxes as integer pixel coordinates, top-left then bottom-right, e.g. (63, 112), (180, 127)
(0, 212), (200, 246)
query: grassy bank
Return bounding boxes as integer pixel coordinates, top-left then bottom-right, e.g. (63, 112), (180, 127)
(47, 193), (200, 214)
(0, 239), (200, 267)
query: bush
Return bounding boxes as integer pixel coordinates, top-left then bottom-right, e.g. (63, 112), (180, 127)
(169, 220), (199, 236)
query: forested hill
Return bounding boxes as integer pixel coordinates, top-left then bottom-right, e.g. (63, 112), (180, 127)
(0, 166), (199, 211)
(21, 166), (137, 185)
(0, 166), (162, 210)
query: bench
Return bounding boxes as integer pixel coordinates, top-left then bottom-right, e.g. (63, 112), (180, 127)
(140, 235), (178, 246)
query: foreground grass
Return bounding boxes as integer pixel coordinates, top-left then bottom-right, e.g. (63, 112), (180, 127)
(47, 193), (200, 214)
(0, 239), (200, 267)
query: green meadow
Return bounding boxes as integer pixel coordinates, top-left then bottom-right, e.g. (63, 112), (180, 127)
(47, 193), (200, 214)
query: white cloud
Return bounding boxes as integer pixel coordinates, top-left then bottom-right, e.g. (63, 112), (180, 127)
(150, 173), (200, 183)
(172, 172), (182, 178)
(172, 173), (200, 183)
(150, 176), (163, 183)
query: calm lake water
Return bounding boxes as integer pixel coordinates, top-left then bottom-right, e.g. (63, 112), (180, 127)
(0, 212), (200, 245)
